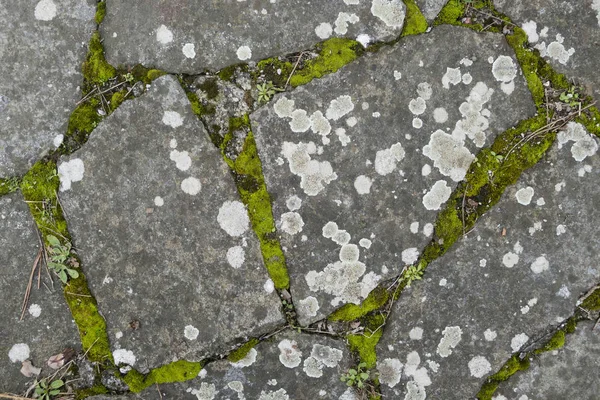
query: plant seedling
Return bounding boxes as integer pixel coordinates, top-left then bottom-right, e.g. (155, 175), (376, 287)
(46, 235), (79, 284)
(403, 263), (426, 287)
(256, 81), (283, 103)
(34, 378), (64, 400)
(340, 362), (370, 389)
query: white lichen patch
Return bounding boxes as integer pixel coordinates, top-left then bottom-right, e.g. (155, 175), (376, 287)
(310, 111), (332, 143)
(8, 343), (30, 362)
(433, 107), (448, 124)
(232, 348), (257, 367)
(162, 110), (184, 128)
(53, 134), (64, 147)
(442, 67), (461, 89)
(315, 22), (333, 39)
(409, 327), (424, 340)
(417, 82), (433, 100)
(264, 279), (275, 293)
(113, 349), (136, 366)
(511, 333), (529, 352)
(452, 82), (494, 148)
(28, 303), (41, 318)
(336, 128), (351, 146)
(278, 339), (302, 368)
(258, 388), (289, 400)
(530, 255), (549, 274)
(281, 141), (337, 196)
(334, 12), (360, 34)
(370, 0), (405, 28)
(35, 0), (57, 21)
(522, 20), (539, 43)
(181, 177), (201, 195)
(356, 33), (371, 48)
(422, 180), (452, 211)
(286, 195), (302, 211)
(190, 382), (217, 400)
(410, 222), (419, 234)
(377, 358), (403, 388)
(154, 196), (164, 207)
(556, 224), (566, 236)
(326, 95), (354, 120)
(184, 325), (200, 340)
(515, 186), (534, 205)
(394, 70), (402, 80)
(311, 344), (343, 368)
(557, 122), (598, 161)
(303, 356), (323, 378)
(340, 244), (360, 262)
(535, 33), (575, 65)
(593, 0), (600, 26)
(492, 56), (517, 83)
(502, 252), (519, 268)
(58, 158), (85, 191)
(236, 45), (252, 61)
(422, 130), (474, 182)
(227, 246), (245, 269)
(297, 296), (319, 317)
(273, 97), (295, 118)
(156, 25), (174, 44)
(412, 118), (423, 129)
(484, 329), (497, 341)
(401, 248), (419, 264)
(437, 326), (463, 357)
(408, 97), (426, 115)
(170, 150), (192, 171)
(228, 381), (244, 393)
(374, 142), (405, 176)
(289, 109), (311, 132)
(322, 221), (339, 238)
(278, 212), (304, 235)
(182, 43), (196, 59)
(354, 175), (373, 194)
(468, 356), (491, 378)
(217, 201), (250, 237)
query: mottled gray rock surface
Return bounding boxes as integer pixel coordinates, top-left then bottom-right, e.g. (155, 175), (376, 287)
(101, 0), (407, 73)
(252, 25), (536, 325)
(376, 126), (600, 399)
(0, 0), (95, 177)
(416, 0), (448, 21)
(58, 75), (284, 371)
(495, 321), (600, 400)
(495, 0), (600, 103)
(0, 193), (80, 393)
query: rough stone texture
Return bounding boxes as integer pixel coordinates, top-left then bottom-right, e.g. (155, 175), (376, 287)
(251, 25), (536, 325)
(495, 0), (600, 103)
(136, 331), (357, 400)
(376, 128), (600, 399)
(0, 192), (80, 393)
(101, 0), (407, 73)
(495, 321), (600, 400)
(58, 75), (284, 371)
(0, 0), (95, 177)
(416, 0), (448, 21)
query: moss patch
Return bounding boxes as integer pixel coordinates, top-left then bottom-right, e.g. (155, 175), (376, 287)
(401, 0), (429, 37)
(82, 31), (116, 86)
(329, 287), (389, 322)
(477, 355), (530, 400)
(124, 361), (202, 393)
(347, 315), (385, 369)
(228, 338), (260, 362)
(95, 1), (106, 24)
(0, 177), (20, 196)
(580, 286), (600, 312)
(433, 0), (466, 26)
(74, 384), (109, 400)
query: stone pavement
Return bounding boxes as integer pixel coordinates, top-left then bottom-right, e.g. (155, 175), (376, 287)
(1, 1), (599, 399)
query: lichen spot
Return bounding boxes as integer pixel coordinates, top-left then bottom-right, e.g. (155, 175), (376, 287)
(433, 107), (448, 124)
(217, 201), (250, 237)
(315, 22), (333, 39)
(297, 296), (319, 317)
(354, 175), (373, 194)
(322, 221), (339, 238)
(515, 186), (534, 205)
(502, 252), (519, 268)
(326, 95), (354, 121)
(236, 45), (252, 61)
(289, 110), (311, 133)
(339, 244), (360, 262)
(402, 248), (419, 264)
(422, 180), (452, 210)
(28, 303), (41, 318)
(530, 255), (549, 274)
(370, 0), (406, 28)
(409, 97), (426, 115)
(286, 195), (302, 211)
(35, 0), (57, 21)
(8, 343), (30, 363)
(184, 325), (199, 340)
(273, 97), (295, 118)
(162, 110), (183, 128)
(409, 327), (423, 340)
(258, 389), (289, 400)
(468, 356), (491, 378)
(182, 43), (196, 59)
(278, 212), (304, 235)
(232, 348), (257, 367)
(278, 339), (302, 368)
(442, 67), (461, 89)
(484, 328), (497, 341)
(437, 326), (462, 357)
(359, 238), (372, 249)
(181, 177), (201, 195)
(154, 196), (164, 207)
(53, 134), (64, 147)
(227, 246), (245, 269)
(311, 344), (343, 368)
(511, 333), (529, 352)
(113, 349), (136, 366)
(170, 150), (192, 171)
(190, 382), (216, 400)
(58, 158), (85, 192)
(374, 142), (405, 176)
(557, 122), (598, 161)
(156, 25), (174, 44)
(412, 118), (423, 129)
(492, 56), (517, 83)
(377, 358), (403, 388)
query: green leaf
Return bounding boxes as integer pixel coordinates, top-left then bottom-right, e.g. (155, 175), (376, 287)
(360, 372), (369, 380)
(50, 379), (64, 389)
(58, 270), (68, 284)
(358, 362), (367, 368)
(348, 369), (357, 375)
(67, 268), (79, 278)
(340, 376), (347, 382)
(357, 380), (364, 388)
(47, 235), (60, 247)
(49, 389), (61, 396)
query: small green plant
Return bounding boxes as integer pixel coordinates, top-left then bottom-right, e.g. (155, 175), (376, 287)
(559, 87), (581, 108)
(403, 263), (425, 287)
(489, 151), (504, 163)
(46, 235), (79, 284)
(340, 362), (370, 389)
(281, 299), (294, 311)
(1, 177), (20, 193)
(34, 378), (64, 400)
(123, 72), (135, 83)
(256, 81), (283, 103)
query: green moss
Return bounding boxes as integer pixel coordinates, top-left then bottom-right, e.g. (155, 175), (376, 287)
(198, 78), (220, 100)
(329, 287), (389, 321)
(536, 330), (565, 354)
(289, 38), (363, 87)
(580, 286), (600, 312)
(347, 315), (385, 369)
(576, 104), (600, 138)
(109, 89), (127, 113)
(228, 338), (259, 362)
(218, 63), (248, 82)
(67, 101), (102, 137)
(477, 355), (530, 400)
(82, 31), (116, 85)
(146, 69), (166, 82)
(124, 361), (202, 393)
(401, 0), (429, 37)
(74, 384), (109, 400)
(433, 0), (466, 26)
(0, 177), (20, 196)
(256, 57), (294, 88)
(95, 1), (106, 24)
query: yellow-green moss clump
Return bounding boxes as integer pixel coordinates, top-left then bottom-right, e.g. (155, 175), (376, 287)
(75, 384), (109, 400)
(0, 177), (20, 196)
(580, 287), (600, 311)
(228, 338), (260, 362)
(82, 31), (116, 85)
(347, 315), (385, 369)
(329, 287), (389, 321)
(401, 0), (429, 37)
(124, 361), (202, 392)
(95, 1), (106, 24)
(477, 355), (530, 400)
(433, 0), (466, 26)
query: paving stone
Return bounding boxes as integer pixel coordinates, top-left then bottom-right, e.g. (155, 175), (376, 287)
(495, 0), (600, 103)
(136, 331), (357, 400)
(0, 192), (80, 393)
(416, 0), (448, 21)
(251, 25), (536, 325)
(376, 126), (600, 399)
(100, 0), (407, 74)
(494, 320), (600, 400)
(58, 75), (284, 371)
(0, 0), (95, 177)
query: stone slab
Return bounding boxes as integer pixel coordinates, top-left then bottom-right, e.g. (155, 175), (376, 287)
(0, 0), (95, 177)
(0, 193), (80, 393)
(495, 0), (600, 103)
(494, 321), (600, 400)
(100, 0), (407, 73)
(251, 25), (536, 325)
(58, 75), (284, 371)
(416, 0), (448, 21)
(376, 125), (600, 399)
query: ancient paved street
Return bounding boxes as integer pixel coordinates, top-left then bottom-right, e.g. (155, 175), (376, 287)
(1, 1), (599, 399)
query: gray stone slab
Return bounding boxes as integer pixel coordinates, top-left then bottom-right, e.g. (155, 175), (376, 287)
(0, 192), (80, 393)
(58, 75), (284, 371)
(376, 125), (600, 399)
(494, 321), (600, 400)
(495, 0), (600, 103)
(416, 0), (448, 21)
(136, 332), (358, 400)
(100, 0), (407, 74)
(251, 25), (536, 325)
(0, 0), (95, 177)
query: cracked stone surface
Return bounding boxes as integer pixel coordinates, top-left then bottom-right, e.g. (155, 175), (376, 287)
(495, 0), (600, 103)
(58, 75), (283, 371)
(494, 320), (600, 400)
(0, 193), (81, 393)
(376, 129), (600, 399)
(0, 0), (95, 177)
(252, 25), (536, 325)
(416, 0), (448, 21)
(101, 0), (407, 74)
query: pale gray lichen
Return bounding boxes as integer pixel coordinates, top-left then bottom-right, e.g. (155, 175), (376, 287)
(190, 382), (217, 400)
(278, 339), (302, 368)
(377, 358), (403, 388)
(374, 142), (405, 176)
(557, 122), (599, 161)
(297, 296), (320, 317)
(281, 141), (338, 196)
(436, 326), (463, 357)
(442, 67), (461, 89)
(422, 131), (474, 182)
(258, 388), (289, 400)
(468, 356), (492, 378)
(370, 0), (406, 28)
(422, 180), (452, 211)
(326, 95), (355, 121)
(278, 211), (305, 235)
